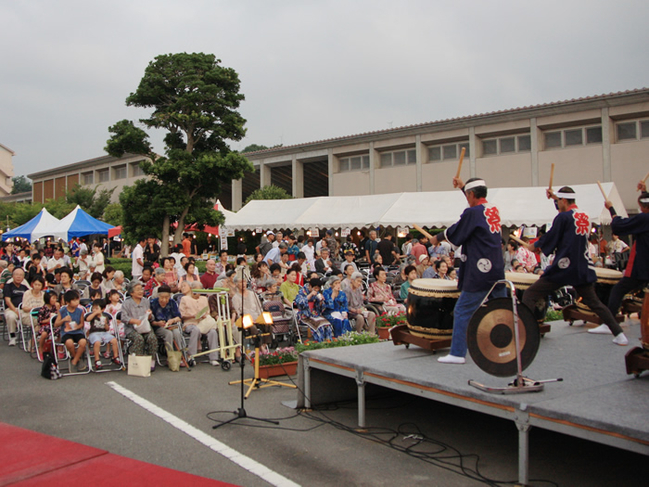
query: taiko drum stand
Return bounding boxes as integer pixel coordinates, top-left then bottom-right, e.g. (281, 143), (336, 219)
(468, 280), (562, 394)
(228, 330), (296, 399)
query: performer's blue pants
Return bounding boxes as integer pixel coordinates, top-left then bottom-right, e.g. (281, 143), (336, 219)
(450, 286), (506, 358)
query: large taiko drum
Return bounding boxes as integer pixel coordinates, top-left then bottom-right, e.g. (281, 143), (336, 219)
(575, 268), (623, 314)
(505, 272), (544, 322)
(406, 279), (460, 340)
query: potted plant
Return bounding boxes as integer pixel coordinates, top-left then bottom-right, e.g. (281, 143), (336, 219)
(376, 312), (407, 339)
(252, 347), (299, 378)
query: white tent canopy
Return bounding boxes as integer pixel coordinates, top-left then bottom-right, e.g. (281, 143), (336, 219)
(223, 182), (626, 231)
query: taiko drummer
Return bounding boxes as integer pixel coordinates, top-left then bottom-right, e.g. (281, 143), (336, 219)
(431, 177), (506, 364)
(605, 180), (649, 321)
(520, 186), (628, 346)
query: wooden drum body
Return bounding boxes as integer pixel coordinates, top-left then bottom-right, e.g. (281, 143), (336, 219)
(406, 279), (459, 340)
(505, 272), (544, 322)
(575, 268), (623, 314)
(594, 267), (623, 305)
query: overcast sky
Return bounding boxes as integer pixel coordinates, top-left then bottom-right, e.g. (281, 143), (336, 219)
(2, 0), (649, 178)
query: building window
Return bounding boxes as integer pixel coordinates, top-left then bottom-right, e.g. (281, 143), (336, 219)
(427, 142), (469, 162)
(339, 155), (369, 172)
(481, 134), (531, 156)
(113, 165), (127, 180)
(131, 163), (145, 177)
(616, 119), (649, 142)
(544, 125), (602, 149)
(82, 172), (94, 185)
(380, 149), (416, 168)
(97, 169), (109, 183)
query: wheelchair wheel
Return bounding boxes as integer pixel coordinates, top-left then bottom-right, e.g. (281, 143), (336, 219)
(221, 360), (232, 371)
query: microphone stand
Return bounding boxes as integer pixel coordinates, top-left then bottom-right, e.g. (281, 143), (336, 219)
(212, 277), (278, 429)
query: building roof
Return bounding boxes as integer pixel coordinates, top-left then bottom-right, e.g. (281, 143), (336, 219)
(0, 143), (15, 155)
(244, 87), (649, 158)
(27, 153), (150, 180)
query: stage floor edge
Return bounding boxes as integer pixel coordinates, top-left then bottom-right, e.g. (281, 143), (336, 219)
(296, 320), (649, 486)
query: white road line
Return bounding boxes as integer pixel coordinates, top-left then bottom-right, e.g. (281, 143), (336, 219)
(106, 381), (301, 487)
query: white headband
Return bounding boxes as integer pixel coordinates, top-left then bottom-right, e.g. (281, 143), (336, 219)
(464, 180), (486, 192)
(640, 197), (649, 204)
(555, 191), (576, 199)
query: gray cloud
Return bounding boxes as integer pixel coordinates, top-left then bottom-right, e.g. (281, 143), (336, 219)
(2, 0), (648, 177)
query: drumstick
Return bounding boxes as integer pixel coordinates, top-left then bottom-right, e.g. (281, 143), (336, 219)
(412, 223), (435, 241)
(639, 170), (649, 191)
(455, 147), (466, 179)
(509, 235), (528, 248)
(549, 163), (554, 191)
(596, 181), (610, 203)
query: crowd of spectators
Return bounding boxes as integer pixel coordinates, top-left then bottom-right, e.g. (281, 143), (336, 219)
(1, 226), (631, 373)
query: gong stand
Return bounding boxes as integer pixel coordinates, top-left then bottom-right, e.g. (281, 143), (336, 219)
(468, 279), (562, 395)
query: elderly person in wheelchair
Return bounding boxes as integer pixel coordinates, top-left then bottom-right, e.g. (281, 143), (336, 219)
(179, 281), (220, 366)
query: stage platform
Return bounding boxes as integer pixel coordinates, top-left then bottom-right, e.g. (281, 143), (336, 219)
(0, 422), (236, 487)
(296, 320), (649, 486)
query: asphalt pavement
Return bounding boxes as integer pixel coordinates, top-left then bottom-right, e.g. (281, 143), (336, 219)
(0, 330), (646, 487)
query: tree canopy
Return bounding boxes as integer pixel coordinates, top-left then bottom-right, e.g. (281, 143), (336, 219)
(11, 175), (32, 194)
(244, 185), (293, 205)
(106, 52), (253, 253)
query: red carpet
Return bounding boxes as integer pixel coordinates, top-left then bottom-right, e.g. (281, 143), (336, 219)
(0, 422), (238, 486)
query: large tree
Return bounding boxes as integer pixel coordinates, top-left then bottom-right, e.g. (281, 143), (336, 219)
(11, 175), (32, 194)
(106, 52), (253, 253)
(244, 185), (293, 205)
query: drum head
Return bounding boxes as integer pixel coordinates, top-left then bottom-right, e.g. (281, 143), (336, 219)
(467, 298), (540, 377)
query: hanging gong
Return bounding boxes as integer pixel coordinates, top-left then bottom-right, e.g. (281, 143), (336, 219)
(467, 298), (540, 377)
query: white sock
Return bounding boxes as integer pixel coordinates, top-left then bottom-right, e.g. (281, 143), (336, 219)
(587, 324), (613, 335)
(438, 354), (466, 364)
(612, 333), (628, 346)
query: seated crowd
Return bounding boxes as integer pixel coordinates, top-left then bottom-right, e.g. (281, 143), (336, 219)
(6, 225), (599, 374)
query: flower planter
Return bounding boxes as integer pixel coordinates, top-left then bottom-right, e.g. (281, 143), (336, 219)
(258, 361), (298, 378)
(377, 327), (391, 340)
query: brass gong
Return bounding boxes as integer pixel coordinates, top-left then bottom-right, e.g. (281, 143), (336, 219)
(467, 298), (540, 377)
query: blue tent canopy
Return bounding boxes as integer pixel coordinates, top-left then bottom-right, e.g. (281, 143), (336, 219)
(2, 208), (61, 242)
(33, 205), (114, 241)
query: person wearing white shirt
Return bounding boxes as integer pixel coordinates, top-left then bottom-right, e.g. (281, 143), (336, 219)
(131, 238), (146, 280)
(90, 243), (105, 274)
(46, 248), (66, 272)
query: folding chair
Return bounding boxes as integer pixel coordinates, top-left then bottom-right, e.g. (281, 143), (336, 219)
(261, 296), (293, 347)
(51, 315), (92, 377)
(17, 304), (36, 353)
(88, 312), (125, 373)
(28, 307), (44, 361)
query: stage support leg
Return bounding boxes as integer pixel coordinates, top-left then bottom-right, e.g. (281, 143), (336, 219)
(302, 357), (311, 409)
(355, 370), (366, 428)
(515, 407), (531, 486)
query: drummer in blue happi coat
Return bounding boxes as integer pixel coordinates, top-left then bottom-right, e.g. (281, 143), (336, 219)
(431, 177), (506, 364)
(520, 186), (628, 346)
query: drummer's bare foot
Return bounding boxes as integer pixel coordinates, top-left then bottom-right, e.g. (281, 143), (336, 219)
(438, 354), (465, 364)
(588, 324), (612, 335)
(613, 333), (628, 346)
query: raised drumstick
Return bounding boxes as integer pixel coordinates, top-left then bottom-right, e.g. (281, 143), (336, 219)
(412, 223), (435, 241)
(549, 163), (554, 191)
(640, 170), (649, 191)
(596, 181), (611, 205)
(509, 234), (527, 248)
(455, 147), (466, 179)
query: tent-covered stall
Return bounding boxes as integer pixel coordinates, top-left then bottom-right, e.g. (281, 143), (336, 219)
(33, 205), (114, 241)
(2, 208), (61, 242)
(223, 182), (626, 231)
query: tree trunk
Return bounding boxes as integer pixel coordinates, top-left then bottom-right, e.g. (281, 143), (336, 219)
(174, 207), (190, 247)
(161, 214), (170, 256)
